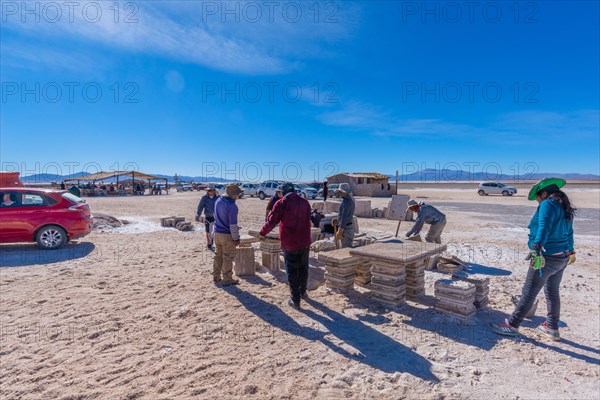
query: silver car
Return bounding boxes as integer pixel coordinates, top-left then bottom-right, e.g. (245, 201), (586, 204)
(294, 184), (318, 199)
(478, 182), (518, 196)
(239, 183), (258, 197)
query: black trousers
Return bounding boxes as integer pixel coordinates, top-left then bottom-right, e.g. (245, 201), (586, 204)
(204, 216), (215, 233)
(284, 248), (310, 303)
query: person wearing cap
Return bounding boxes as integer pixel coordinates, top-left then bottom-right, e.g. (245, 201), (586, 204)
(335, 183), (356, 248)
(259, 182), (312, 308)
(405, 200), (446, 244)
(196, 184), (220, 250)
(212, 184), (244, 286)
(265, 187), (283, 220)
(491, 178), (576, 341)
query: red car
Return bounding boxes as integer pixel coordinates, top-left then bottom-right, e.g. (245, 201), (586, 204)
(0, 188), (93, 249)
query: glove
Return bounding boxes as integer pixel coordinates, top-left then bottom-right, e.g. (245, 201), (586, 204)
(528, 243), (545, 270)
(258, 235), (266, 241)
(568, 252), (576, 265)
(335, 228), (344, 241)
(194, 214), (200, 222)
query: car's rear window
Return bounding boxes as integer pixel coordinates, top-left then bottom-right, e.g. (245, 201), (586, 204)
(62, 192), (85, 204)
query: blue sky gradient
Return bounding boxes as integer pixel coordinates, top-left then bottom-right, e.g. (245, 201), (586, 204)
(1, 1), (599, 181)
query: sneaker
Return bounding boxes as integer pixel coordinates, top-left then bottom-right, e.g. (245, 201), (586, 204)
(490, 319), (520, 337)
(222, 279), (240, 286)
(537, 321), (560, 341)
(288, 298), (301, 308)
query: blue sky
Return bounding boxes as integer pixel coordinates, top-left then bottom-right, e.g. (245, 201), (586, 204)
(1, 1), (599, 181)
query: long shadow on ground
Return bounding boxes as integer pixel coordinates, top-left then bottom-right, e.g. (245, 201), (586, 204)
(0, 242), (95, 267)
(225, 286), (438, 381)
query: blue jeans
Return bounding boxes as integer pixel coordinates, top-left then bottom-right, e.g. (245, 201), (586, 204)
(509, 253), (569, 330)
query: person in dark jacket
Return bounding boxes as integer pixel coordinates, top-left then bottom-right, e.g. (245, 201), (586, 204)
(491, 178), (575, 341)
(213, 184), (242, 286)
(197, 184), (220, 250)
(260, 182), (312, 308)
(323, 181), (329, 202)
(405, 200), (446, 244)
(335, 183), (355, 248)
(265, 188), (283, 220)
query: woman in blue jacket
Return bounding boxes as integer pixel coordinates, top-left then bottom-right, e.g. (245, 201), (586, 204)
(492, 178), (576, 341)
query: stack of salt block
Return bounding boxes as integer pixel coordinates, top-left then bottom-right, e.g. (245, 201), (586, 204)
(452, 271), (490, 309)
(260, 241), (283, 271)
(369, 261), (406, 306)
(354, 260), (372, 286)
(318, 248), (361, 290)
(405, 258), (427, 298)
(436, 255), (466, 273)
(434, 279), (476, 320)
(234, 235), (259, 276)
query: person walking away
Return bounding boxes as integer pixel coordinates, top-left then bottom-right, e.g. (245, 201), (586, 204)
(259, 182), (312, 308)
(197, 184), (220, 250)
(212, 184), (243, 286)
(491, 178), (575, 341)
(323, 181), (329, 202)
(265, 187), (283, 220)
(335, 183), (355, 248)
(405, 200), (446, 244)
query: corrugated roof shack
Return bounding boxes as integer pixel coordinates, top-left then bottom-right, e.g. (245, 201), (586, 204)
(327, 173), (392, 197)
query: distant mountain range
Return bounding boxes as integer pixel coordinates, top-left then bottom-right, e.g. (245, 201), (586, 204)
(390, 169), (599, 182)
(19, 172), (234, 183)
(18, 169), (599, 183)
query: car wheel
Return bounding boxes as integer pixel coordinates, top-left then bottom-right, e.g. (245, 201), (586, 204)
(36, 225), (67, 250)
(509, 193), (514, 196)
(301, 193), (306, 198)
(478, 190), (485, 196)
(259, 192), (266, 200)
(502, 190), (509, 196)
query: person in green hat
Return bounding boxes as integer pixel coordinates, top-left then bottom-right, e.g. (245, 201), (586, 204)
(491, 178), (576, 341)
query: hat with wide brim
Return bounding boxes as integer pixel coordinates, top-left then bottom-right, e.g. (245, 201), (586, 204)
(334, 183), (352, 194)
(528, 178), (566, 200)
(406, 199), (419, 211)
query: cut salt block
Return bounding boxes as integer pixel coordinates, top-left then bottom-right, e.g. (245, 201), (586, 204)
(235, 247), (256, 276)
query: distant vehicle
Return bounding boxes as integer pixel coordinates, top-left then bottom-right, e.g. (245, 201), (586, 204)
(239, 183), (258, 197)
(477, 182), (518, 196)
(256, 180), (284, 200)
(213, 184), (227, 195)
(181, 185), (193, 192)
(294, 184), (318, 199)
(317, 183), (341, 198)
(0, 188), (93, 249)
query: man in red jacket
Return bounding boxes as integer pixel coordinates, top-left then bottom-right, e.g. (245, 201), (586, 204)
(260, 182), (312, 308)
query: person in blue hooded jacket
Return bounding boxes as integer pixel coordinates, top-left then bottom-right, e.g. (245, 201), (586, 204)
(492, 178), (576, 341)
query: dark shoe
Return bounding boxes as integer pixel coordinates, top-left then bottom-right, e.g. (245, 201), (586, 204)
(213, 276), (222, 284)
(288, 298), (301, 308)
(300, 291), (308, 300)
(222, 279), (240, 286)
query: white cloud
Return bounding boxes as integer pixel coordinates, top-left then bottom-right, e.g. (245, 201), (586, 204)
(1, 1), (359, 75)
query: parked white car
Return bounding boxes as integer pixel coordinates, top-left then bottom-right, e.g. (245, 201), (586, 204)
(477, 182), (518, 196)
(294, 184), (318, 199)
(239, 183), (258, 197)
(317, 183), (340, 198)
(256, 180), (284, 200)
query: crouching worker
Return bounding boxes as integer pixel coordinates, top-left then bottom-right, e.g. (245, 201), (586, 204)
(212, 184), (243, 286)
(405, 200), (446, 244)
(260, 182), (312, 308)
